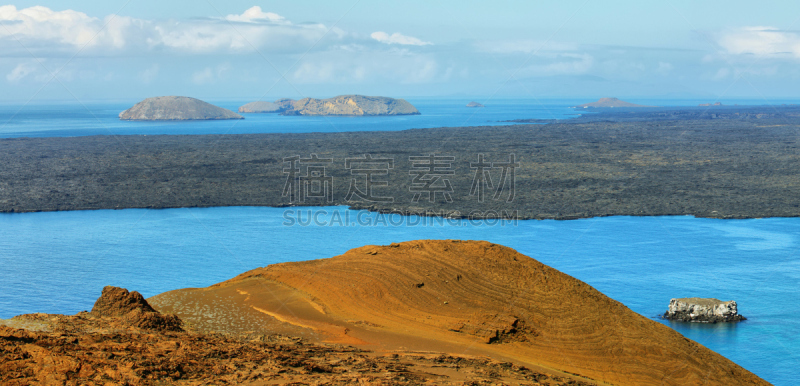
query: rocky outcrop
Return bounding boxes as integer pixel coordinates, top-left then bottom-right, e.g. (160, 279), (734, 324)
(281, 95), (420, 116)
(574, 97), (655, 108)
(663, 298), (746, 323)
(119, 96), (243, 121)
(0, 289), (594, 385)
(91, 286), (157, 316)
(0, 325), (592, 386)
(91, 286), (183, 331)
(238, 101), (283, 113)
(466, 101), (485, 108)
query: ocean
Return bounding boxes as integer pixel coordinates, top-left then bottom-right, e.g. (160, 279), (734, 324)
(0, 98), (584, 138)
(1, 99), (798, 384)
(2, 97), (797, 138)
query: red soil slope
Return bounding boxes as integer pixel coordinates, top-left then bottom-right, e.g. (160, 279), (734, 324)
(151, 240), (769, 386)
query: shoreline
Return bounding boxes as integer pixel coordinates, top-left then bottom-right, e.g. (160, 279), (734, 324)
(1, 202), (795, 221)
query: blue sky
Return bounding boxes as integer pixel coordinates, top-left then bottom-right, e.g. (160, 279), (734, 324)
(2, 1), (800, 102)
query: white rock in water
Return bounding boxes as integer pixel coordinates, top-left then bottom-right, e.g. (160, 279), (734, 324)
(664, 297), (746, 323)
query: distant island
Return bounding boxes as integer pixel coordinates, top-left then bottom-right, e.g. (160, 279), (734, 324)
(466, 101), (485, 107)
(119, 96), (243, 121)
(238, 101), (282, 113)
(573, 97), (655, 108)
(238, 95), (420, 116)
(699, 102), (724, 107)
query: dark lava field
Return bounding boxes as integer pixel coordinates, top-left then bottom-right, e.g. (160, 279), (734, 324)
(2, 107), (799, 220)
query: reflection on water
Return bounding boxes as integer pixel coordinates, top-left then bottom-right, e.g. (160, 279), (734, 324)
(666, 319), (742, 342)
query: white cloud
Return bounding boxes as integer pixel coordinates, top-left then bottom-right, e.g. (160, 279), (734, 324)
(223, 6), (287, 24)
(192, 67), (214, 84)
(656, 62), (673, 75)
(291, 50), (441, 84)
(519, 53), (594, 77)
(713, 67), (731, 80)
(154, 21), (330, 53)
(0, 5), (333, 55)
(0, 5), (143, 51)
(475, 40), (577, 54)
(711, 65), (778, 81)
(6, 61), (37, 82)
(191, 63), (231, 84)
(717, 27), (800, 58)
(370, 31), (431, 46)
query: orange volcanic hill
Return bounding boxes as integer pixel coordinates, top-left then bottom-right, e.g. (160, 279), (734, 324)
(150, 240), (769, 386)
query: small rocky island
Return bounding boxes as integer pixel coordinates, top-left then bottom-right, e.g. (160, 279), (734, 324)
(238, 101), (282, 113)
(239, 95), (420, 116)
(120, 96), (243, 121)
(573, 97), (655, 108)
(466, 101), (485, 108)
(664, 298), (746, 323)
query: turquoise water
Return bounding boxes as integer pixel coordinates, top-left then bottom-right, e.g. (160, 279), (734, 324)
(3, 97), (799, 138)
(0, 98), (583, 138)
(0, 207), (797, 384)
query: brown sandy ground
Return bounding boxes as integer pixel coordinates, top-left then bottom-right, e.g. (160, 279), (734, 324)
(150, 240), (771, 386)
(1, 287), (596, 385)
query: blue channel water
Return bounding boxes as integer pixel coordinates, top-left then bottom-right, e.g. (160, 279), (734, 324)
(0, 98), (585, 138)
(0, 207), (798, 385)
(2, 97), (797, 138)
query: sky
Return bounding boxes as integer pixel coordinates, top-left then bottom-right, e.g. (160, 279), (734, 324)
(2, 0), (800, 102)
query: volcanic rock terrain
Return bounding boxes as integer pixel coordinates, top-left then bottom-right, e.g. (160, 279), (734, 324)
(2, 285), (598, 385)
(5, 115), (800, 219)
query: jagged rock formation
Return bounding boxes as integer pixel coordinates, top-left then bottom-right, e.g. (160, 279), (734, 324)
(90, 286), (157, 317)
(90, 286), (183, 331)
(151, 240), (769, 386)
(664, 298), (746, 323)
(280, 95), (420, 116)
(237, 101), (283, 113)
(466, 101), (485, 107)
(119, 96), (243, 121)
(574, 97), (655, 108)
(2, 287), (182, 335)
